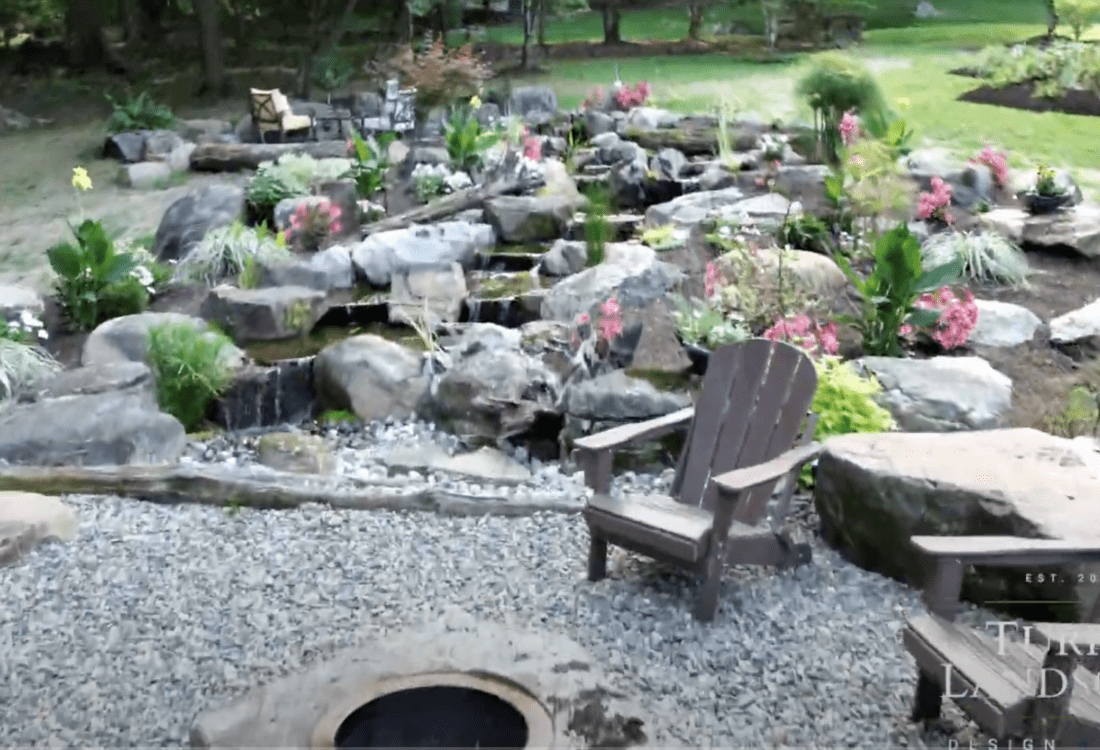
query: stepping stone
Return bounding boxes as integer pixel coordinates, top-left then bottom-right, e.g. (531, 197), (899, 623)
(0, 492), (78, 566)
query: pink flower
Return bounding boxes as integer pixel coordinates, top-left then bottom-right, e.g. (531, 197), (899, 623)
(523, 135), (542, 161)
(597, 297), (623, 342)
(613, 81), (651, 111)
(911, 286), (978, 349)
(898, 324), (914, 336)
(969, 145), (1010, 189)
(839, 110), (859, 147)
(346, 138), (355, 156)
(576, 313), (590, 325)
(763, 314), (838, 359)
(704, 261), (723, 300)
(917, 176), (953, 224)
(330, 221), (343, 234)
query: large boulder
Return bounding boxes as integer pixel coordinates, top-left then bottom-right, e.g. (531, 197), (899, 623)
(978, 204), (1100, 259)
(561, 369), (691, 421)
(855, 356), (1012, 431)
(152, 183), (246, 262)
(509, 85), (558, 126)
(815, 429), (1100, 621)
(646, 188), (798, 229)
(0, 390), (186, 466)
(0, 492), (79, 566)
(313, 335), (429, 422)
(485, 195), (576, 244)
(350, 222), (495, 287)
(200, 285), (330, 341)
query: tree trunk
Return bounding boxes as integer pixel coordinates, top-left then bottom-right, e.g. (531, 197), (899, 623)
(193, 0), (226, 95)
(687, 0), (704, 40)
(321, 0), (362, 54)
(65, 0), (109, 68)
(299, 0), (321, 100)
(536, 0), (546, 46)
(520, 0), (532, 68)
(1047, 0), (1058, 37)
(601, 4), (620, 44)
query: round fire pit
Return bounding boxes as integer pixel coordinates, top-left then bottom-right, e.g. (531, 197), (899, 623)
(310, 671), (555, 750)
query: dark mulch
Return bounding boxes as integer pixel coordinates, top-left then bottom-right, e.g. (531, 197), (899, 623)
(957, 80), (1100, 117)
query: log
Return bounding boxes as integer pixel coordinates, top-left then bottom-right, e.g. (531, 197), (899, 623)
(189, 140), (350, 172)
(362, 172), (535, 235)
(624, 126), (760, 157)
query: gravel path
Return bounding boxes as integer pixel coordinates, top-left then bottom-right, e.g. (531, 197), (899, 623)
(1, 490), (991, 748)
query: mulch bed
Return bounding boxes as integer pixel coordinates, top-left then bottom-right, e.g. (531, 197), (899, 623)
(956, 80), (1100, 117)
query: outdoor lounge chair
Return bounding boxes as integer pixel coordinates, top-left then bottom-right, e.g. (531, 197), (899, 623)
(573, 338), (824, 622)
(249, 88), (313, 143)
(903, 535), (1100, 746)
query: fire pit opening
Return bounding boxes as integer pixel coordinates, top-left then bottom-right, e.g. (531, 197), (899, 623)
(335, 685), (528, 748)
(313, 671), (555, 750)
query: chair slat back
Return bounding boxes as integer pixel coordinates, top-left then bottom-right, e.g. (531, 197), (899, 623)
(250, 89), (280, 127)
(671, 339), (818, 523)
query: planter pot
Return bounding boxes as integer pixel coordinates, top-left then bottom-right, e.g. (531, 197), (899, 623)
(681, 341), (711, 377)
(1024, 192), (1071, 215)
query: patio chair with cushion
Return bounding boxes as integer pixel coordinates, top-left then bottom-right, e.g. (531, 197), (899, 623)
(249, 88), (314, 143)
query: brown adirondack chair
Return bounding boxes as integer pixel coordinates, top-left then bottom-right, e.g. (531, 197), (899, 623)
(573, 339), (825, 622)
(903, 535), (1100, 746)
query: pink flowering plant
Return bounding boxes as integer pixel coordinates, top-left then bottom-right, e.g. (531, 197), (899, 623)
(839, 110), (860, 147)
(287, 199), (343, 253)
(900, 286), (979, 351)
(522, 129), (542, 161)
(614, 81), (651, 110)
(763, 314), (839, 360)
(581, 85), (604, 110)
(569, 296), (626, 378)
(834, 223), (964, 357)
(917, 176), (954, 226)
(969, 145), (1010, 191)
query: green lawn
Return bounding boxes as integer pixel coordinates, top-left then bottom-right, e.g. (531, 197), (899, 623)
(466, 1), (1098, 177)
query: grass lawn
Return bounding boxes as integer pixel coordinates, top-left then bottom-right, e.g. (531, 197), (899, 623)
(475, 0), (1097, 185)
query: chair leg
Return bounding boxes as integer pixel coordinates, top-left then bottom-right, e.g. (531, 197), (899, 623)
(911, 670), (942, 722)
(587, 533), (608, 582)
(693, 553), (722, 622)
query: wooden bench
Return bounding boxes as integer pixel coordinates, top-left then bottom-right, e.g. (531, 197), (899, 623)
(903, 535), (1100, 745)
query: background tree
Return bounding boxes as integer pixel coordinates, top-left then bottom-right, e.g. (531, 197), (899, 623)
(192, 0), (227, 94)
(587, 0), (622, 43)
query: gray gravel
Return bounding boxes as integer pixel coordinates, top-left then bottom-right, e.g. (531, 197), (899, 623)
(1, 491), (996, 748)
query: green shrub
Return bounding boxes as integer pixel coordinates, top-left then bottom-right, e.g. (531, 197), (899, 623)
(176, 222), (291, 287)
(413, 173), (448, 202)
(0, 337), (60, 402)
(802, 356), (896, 485)
(47, 219), (142, 331)
(97, 273), (150, 321)
(146, 322), (235, 432)
(921, 231), (1030, 288)
(796, 53), (888, 163)
(345, 131), (396, 199)
(777, 214), (834, 255)
(254, 153), (351, 196)
(105, 90), (176, 134)
(975, 41), (1100, 98)
(312, 50), (355, 92)
(583, 185), (611, 266)
(246, 171), (300, 223)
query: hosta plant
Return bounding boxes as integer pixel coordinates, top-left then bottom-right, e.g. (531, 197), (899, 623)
(345, 130), (396, 200)
(47, 220), (142, 331)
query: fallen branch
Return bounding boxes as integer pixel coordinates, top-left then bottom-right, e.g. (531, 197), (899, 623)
(362, 172), (535, 235)
(189, 140), (350, 172)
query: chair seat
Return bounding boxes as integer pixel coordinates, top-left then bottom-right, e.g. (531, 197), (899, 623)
(904, 614), (1100, 741)
(586, 493), (713, 563)
(281, 112), (313, 131)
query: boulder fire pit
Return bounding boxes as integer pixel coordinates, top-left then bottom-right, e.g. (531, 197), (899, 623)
(189, 616), (649, 750)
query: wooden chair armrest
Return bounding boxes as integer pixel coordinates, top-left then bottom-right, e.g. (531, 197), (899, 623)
(573, 407), (694, 453)
(913, 535), (1100, 618)
(912, 536), (1100, 568)
(712, 442), (824, 496)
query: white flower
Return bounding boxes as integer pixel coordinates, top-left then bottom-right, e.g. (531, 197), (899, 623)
(131, 265), (154, 286)
(37, 330), (48, 341)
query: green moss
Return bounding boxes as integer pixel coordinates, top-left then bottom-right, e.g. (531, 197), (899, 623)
(625, 367), (693, 393)
(244, 322), (425, 363)
(475, 273), (545, 299)
(319, 409), (357, 424)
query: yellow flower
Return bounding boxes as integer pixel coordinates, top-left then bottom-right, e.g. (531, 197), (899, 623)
(470, 95), (482, 110)
(72, 167), (92, 191)
(895, 97), (911, 111)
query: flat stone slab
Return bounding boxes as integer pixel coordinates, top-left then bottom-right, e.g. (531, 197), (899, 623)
(0, 491), (78, 565)
(979, 204), (1100, 258)
(190, 617), (649, 749)
(383, 443), (533, 485)
(815, 428), (1100, 620)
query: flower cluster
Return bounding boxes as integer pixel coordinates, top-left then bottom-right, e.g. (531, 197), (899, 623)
(839, 110), (860, 147)
(763, 313), (839, 360)
(969, 145), (1010, 190)
(614, 81), (651, 110)
(4, 308), (48, 343)
(703, 260), (725, 300)
(754, 159), (783, 190)
(522, 128), (542, 161)
(899, 286), (978, 350)
(287, 199), (343, 252)
(571, 297), (623, 348)
(916, 176), (954, 225)
(581, 85), (604, 110)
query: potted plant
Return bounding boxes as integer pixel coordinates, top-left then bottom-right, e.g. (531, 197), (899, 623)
(1022, 164), (1071, 214)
